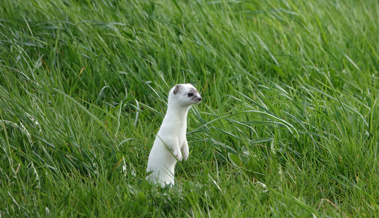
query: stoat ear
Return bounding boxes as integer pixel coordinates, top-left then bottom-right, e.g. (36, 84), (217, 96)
(173, 85), (181, 95)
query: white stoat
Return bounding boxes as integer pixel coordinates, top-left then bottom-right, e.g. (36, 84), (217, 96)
(146, 84), (202, 187)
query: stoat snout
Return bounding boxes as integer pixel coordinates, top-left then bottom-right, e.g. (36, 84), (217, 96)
(186, 87), (202, 103)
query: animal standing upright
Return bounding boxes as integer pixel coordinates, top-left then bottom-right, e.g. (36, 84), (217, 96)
(146, 84), (202, 187)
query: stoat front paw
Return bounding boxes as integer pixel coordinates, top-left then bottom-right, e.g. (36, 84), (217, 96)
(173, 150), (183, 161)
(182, 150), (189, 161)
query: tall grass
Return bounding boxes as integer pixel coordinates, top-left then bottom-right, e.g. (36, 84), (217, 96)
(1, 0), (378, 216)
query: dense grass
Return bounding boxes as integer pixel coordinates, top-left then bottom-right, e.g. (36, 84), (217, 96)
(1, 0), (378, 216)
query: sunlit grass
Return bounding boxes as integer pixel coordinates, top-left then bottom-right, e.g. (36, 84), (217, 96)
(1, 0), (378, 216)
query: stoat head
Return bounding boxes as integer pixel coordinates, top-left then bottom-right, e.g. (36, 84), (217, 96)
(168, 84), (202, 107)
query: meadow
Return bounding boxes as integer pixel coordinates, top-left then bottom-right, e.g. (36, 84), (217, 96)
(1, 0), (378, 217)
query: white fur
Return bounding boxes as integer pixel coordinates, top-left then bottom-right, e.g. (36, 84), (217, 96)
(146, 84), (202, 187)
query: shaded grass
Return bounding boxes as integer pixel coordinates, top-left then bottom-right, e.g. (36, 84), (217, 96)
(1, 0), (378, 217)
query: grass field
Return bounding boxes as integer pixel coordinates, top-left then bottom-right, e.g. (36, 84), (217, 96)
(1, 0), (378, 217)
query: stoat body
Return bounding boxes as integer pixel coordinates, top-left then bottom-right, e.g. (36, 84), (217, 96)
(146, 84), (202, 187)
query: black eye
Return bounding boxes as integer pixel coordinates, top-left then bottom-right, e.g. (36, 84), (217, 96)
(187, 93), (193, 97)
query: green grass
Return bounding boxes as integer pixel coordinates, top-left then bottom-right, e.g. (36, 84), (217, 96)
(1, 0), (378, 216)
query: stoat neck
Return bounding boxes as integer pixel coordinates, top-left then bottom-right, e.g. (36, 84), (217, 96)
(165, 102), (191, 123)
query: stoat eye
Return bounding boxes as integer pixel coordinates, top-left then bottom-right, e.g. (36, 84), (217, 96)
(187, 93), (193, 97)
